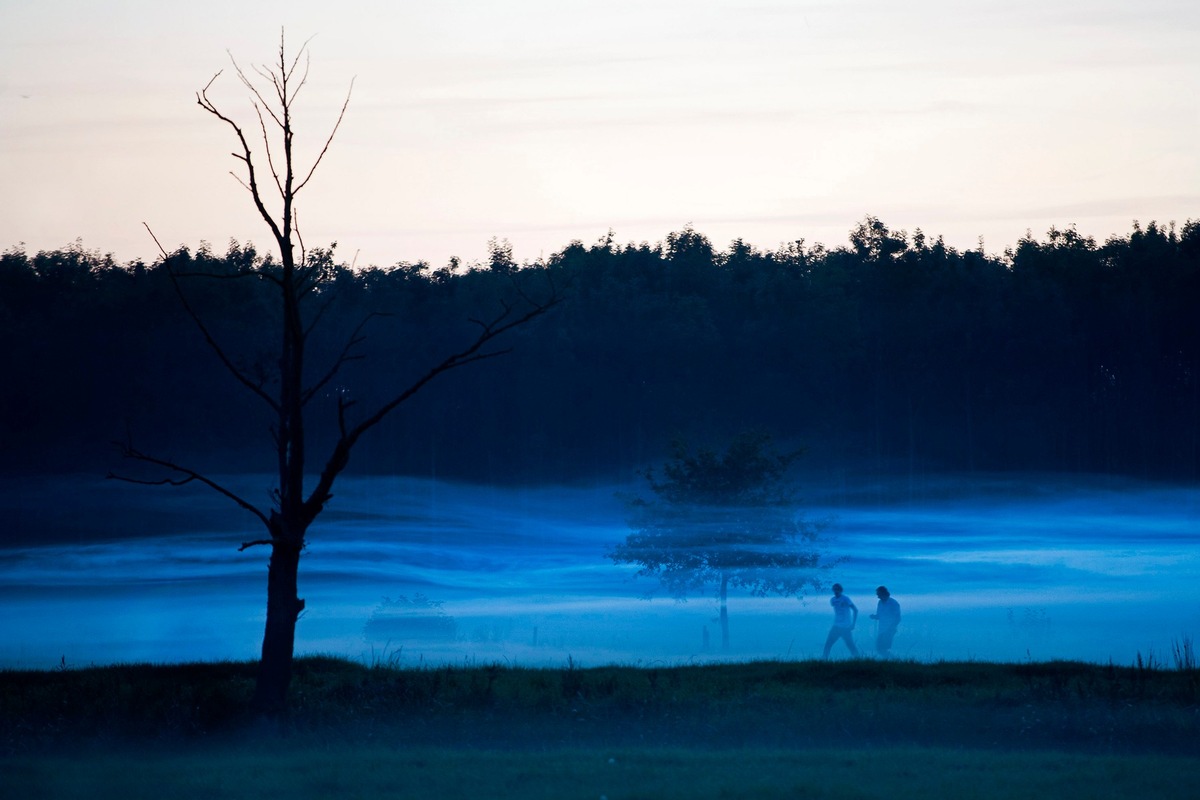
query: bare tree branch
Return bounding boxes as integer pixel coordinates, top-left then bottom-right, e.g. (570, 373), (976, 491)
(301, 311), (385, 405)
(197, 79), (287, 252)
(301, 288), (562, 522)
(336, 393), (356, 438)
(302, 281), (341, 337)
(295, 77), (354, 195)
(235, 56), (285, 131)
(143, 223), (282, 413)
(227, 169), (255, 196)
(507, 270), (544, 309)
(109, 443), (271, 532)
(288, 38), (313, 85)
(293, 209), (308, 269)
(252, 100), (285, 200)
(468, 298), (512, 332)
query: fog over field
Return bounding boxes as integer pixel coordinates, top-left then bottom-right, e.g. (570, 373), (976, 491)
(1, 473), (1197, 671)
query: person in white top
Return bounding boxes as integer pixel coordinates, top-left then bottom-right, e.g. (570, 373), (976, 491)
(822, 583), (859, 658)
(870, 585), (901, 656)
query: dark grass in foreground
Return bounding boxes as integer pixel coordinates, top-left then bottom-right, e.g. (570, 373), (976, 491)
(3, 656), (1198, 755)
(7, 747), (1199, 800)
(3, 658), (1198, 799)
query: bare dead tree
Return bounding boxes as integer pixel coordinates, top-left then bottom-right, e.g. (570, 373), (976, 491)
(111, 32), (559, 716)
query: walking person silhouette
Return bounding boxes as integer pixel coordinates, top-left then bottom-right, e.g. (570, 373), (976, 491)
(822, 583), (859, 658)
(870, 585), (901, 656)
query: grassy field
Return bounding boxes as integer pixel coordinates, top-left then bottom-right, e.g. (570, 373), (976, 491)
(7, 746), (1199, 800)
(2, 656), (1198, 798)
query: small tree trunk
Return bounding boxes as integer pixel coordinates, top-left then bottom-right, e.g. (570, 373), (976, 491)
(719, 572), (730, 651)
(253, 538), (305, 716)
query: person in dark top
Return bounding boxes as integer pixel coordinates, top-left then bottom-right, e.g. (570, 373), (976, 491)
(870, 585), (901, 656)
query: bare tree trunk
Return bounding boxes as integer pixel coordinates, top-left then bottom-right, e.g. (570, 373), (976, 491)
(254, 535), (305, 715)
(116, 35), (558, 720)
(719, 572), (730, 651)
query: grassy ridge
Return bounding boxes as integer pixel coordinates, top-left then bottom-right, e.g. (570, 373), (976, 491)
(3, 658), (1198, 799)
(2, 657), (1197, 755)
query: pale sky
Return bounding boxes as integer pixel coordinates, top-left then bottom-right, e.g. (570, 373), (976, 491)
(2, 0), (1198, 268)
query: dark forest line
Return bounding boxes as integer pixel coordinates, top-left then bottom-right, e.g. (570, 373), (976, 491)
(3, 216), (1198, 484)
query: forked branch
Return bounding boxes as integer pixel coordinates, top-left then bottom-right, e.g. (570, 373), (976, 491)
(301, 311), (386, 406)
(108, 443), (271, 532)
(207, 32), (353, 222)
(196, 74), (287, 250)
(303, 280), (562, 520)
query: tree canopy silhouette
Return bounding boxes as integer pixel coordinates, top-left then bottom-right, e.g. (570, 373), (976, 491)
(2, 216), (1198, 485)
(610, 432), (829, 650)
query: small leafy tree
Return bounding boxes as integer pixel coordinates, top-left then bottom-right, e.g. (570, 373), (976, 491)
(610, 432), (828, 650)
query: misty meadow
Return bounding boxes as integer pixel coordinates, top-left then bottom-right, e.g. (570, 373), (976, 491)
(1, 471), (1198, 671)
(3, 217), (1198, 668)
(4, 218), (1200, 798)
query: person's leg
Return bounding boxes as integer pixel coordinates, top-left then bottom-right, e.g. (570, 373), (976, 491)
(823, 627), (840, 658)
(844, 629), (859, 657)
(877, 626), (896, 655)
